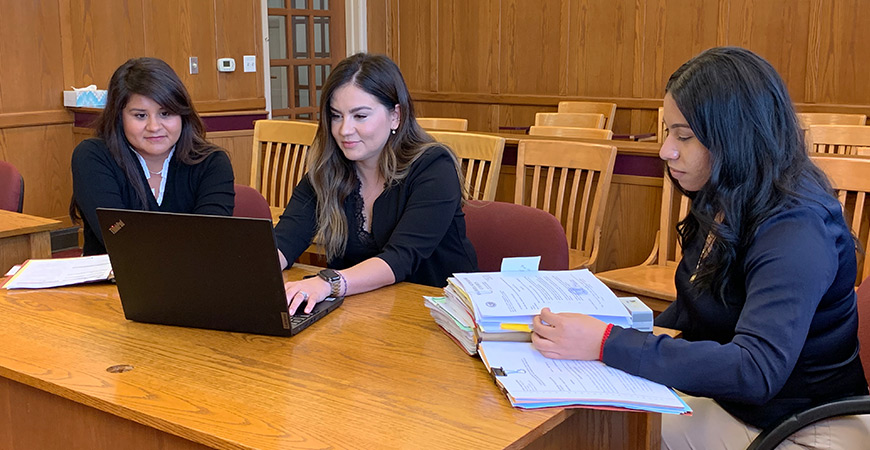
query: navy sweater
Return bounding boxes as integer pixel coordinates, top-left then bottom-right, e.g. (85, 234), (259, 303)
(602, 181), (867, 428)
(72, 138), (235, 255)
(274, 145), (478, 287)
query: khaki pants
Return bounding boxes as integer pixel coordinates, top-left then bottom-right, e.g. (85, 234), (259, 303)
(662, 394), (870, 450)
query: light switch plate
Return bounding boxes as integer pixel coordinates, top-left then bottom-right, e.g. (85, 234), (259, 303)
(243, 55), (256, 73)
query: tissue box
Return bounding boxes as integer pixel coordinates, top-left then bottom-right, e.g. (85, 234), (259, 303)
(63, 89), (107, 108)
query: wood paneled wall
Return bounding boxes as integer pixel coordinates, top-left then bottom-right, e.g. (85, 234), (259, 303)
(367, 0), (870, 135)
(0, 0), (264, 221)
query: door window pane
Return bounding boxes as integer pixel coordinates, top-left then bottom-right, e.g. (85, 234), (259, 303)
(313, 0), (329, 10)
(295, 65), (310, 107)
(292, 16), (308, 59)
(314, 17), (330, 58)
(292, 0), (307, 9)
(315, 64), (330, 106)
(267, 0), (285, 7)
(268, 16), (287, 59)
(271, 66), (289, 109)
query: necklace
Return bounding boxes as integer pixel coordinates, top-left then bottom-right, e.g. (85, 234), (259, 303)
(149, 169), (164, 176)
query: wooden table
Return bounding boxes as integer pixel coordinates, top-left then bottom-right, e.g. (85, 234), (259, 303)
(0, 265), (661, 449)
(0, 209), (62, 274)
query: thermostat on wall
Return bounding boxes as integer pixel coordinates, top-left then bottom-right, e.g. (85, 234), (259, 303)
(217, 58), (236, 72)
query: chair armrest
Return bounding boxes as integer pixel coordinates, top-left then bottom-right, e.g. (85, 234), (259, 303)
(746, 395), (870, 450)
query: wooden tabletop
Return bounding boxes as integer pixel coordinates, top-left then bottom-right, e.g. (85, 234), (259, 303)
(0, 264), (660, 449)
(0, 209), (62, 239)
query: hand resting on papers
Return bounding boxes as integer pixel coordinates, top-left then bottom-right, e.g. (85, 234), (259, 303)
(531, 307), (609, 360)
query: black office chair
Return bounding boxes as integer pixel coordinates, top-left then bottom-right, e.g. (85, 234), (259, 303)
(747, 277), (870, 450)
(0, 160), (24, 212)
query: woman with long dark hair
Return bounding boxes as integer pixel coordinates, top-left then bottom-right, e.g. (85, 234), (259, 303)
(274, 53), (477, 314)
(530, 47), (869, 448)
(71, 57), (234, 255)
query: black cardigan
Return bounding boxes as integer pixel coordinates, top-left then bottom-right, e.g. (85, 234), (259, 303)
(71, 138), (235, 255)
(274, 145), (478, 287)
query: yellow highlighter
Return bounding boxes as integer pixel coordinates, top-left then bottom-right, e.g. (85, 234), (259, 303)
(500, 323), (532, 332)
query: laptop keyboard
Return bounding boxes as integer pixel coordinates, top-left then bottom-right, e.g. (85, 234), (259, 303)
(289, 308), (327, 333)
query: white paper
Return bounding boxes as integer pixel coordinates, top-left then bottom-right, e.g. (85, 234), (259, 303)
(479, 341), (689, 413)
(2, 254), (112, 289)
(500, 256), (540, 272)
(454, 269), (629, 323)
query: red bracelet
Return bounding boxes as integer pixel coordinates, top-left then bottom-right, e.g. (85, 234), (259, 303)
(599, 323), (614, 360)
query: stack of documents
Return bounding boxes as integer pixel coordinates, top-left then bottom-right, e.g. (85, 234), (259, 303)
(424, 269), (633, 355)
(2, 254), (113, 289)
(424, 263), (689, 415)
(478, 341), (691, 415)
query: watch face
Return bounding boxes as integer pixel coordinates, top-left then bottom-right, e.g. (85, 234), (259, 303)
(319, 269), (340, 281)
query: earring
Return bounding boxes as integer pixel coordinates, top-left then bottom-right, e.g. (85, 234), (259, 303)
(390, 129), (396, 135)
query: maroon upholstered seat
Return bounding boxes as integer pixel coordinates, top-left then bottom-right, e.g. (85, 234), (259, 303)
(233, 184), (272, 220)
(0, 160), (24, 213)
(463, 200), (569, 272)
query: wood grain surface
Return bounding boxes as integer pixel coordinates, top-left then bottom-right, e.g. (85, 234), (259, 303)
(0, 264), (661, 449)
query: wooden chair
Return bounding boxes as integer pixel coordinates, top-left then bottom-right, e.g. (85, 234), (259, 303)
(428, 131), (505, 201)
(514, 139), (617, 271)
(250, 120), (319, 208)
(535, 113), (605, 129)
(528, 126), (613, 140)
(806, 125), (870, 155)
(417, 117), (468, 131)
(464, 200), (569, 272)
(811, 154), (870, 285)
(797, 112), (867, 129)
(595, 175), (690, 312)
(557, 101), (618, 130)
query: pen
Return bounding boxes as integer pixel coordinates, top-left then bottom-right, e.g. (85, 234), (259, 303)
(500, 323), (532, 332)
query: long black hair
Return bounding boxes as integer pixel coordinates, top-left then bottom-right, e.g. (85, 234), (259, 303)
(71, 57), (220, 219)
(666, 46), (831, 301)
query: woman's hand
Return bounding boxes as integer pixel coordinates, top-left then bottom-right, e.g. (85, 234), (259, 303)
(531, 307), (609, 360)
(284, 276), (332, 314)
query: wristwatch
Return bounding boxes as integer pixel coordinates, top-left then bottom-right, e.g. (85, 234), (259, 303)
(317, 269), (342, 297)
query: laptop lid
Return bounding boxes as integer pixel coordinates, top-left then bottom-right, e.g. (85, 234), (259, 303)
(95, 208), (336, 337)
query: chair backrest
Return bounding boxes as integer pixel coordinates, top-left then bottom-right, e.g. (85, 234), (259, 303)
(653, 175), (691, 267)
(857, 276), (870, 383)
(428, 131), (505, 201)
(514, 139), (616, 268)
(806, 125), (870, 155)
(556, 101), (618, 130)
(0, 160), (24, 213)
(528, 126), (613, 140)
(798, 112), (867, 129)
(657, 106), (665, 144)
(534, 113), (605, 129)
(464, 200), (569, 272)
(417, 117), (468, 131)
(233, 184), (272, 220)
(250, 120), (319, 208)
(811, 154), (870, 284)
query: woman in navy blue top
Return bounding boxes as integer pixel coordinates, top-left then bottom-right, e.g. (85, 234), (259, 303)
(530, 47), (869, 449)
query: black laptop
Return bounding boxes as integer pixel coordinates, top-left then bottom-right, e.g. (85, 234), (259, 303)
(95, 208), (342, 336)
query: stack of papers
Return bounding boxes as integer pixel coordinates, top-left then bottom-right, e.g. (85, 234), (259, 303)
(2, 254), (113, 289)
(478, 341), (691, 415)
(424, 269), (632, 355)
